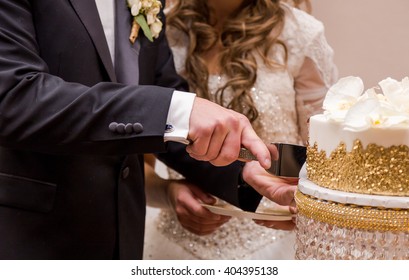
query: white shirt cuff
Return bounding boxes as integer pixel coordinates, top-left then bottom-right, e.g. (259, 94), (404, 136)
(164, 90), (196, 144)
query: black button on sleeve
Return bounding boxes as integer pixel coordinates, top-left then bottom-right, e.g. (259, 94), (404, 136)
(125, 123), (133, 133)
(132, 123), (143, 134)
(116, 123), (126, 134)
(109, 122), (118, 132)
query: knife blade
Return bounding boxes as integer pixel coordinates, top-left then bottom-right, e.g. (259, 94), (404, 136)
(239, 143), (306, 178)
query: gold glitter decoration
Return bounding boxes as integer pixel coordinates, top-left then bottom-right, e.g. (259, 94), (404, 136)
(307, 141), (409, 196)
(295, 190), (409, 232)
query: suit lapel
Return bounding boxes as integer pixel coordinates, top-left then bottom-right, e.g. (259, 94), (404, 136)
(69, 0), (117, 82)
(114, 0), (140, 85)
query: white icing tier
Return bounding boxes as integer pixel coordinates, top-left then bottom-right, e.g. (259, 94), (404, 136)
(298, 164), (409, 208)
(309, 114), (409, 155)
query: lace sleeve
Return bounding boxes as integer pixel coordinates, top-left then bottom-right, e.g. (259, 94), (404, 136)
(302, 22), (338, 89)
(282, 6), (338, 144)
(294, 57), (331, 144)
(283, 4), (338, 89)
(294, 28), (338, 144)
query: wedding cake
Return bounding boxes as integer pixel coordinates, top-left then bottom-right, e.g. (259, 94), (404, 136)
(295, 76), (409, 259)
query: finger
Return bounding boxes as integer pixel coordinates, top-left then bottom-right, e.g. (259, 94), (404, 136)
(267, 184), (297, 206)
(201, 125), (230, 164)
(242, 162), (297, 206)
(288, 190), (297, 209)
(178, 212), (230, 226)
(171, 182), (229, 223)
(240, 124), (271, 169)
(186, 132), (212, 158)
(168, 181), (230, 235)
(177, 208), (230, 230)
(266, 143), (279, 161)
(188, 185), (217, 205)
(172, 185), (219, 221)
(188, 121), (241, 166)
(175, 201), (231, 224)
(177, 194), (227, 222)
(289, 205), (298, 214)
(209, 128), (241, 167)
(188, 127), (229, 164)
(186, 98), (212, 157)
(279, 177), (299, 185)
(257, 184), (296, 206)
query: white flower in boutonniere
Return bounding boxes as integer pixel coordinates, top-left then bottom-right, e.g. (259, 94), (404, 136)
(127, 0), (163, 43)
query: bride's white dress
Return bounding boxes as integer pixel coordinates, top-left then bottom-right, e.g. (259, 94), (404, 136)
(143, 5), (337, 260)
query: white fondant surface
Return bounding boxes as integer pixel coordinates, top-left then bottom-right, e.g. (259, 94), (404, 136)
(309, 114), (409, 155)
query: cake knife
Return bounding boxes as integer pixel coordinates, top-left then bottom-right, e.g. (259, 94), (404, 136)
(239, 143), (306, 178)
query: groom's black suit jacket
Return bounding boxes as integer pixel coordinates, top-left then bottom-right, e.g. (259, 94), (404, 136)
(0, 0), (247, 259)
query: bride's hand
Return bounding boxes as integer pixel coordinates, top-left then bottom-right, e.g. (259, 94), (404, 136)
(167, 180), (231, 235)
(242, 161), (298, 230)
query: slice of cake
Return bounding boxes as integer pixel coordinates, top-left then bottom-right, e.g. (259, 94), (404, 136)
(295, 76), (409, 260)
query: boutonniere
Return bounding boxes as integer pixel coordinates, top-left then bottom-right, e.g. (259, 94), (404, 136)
(127, 0), (163, 43)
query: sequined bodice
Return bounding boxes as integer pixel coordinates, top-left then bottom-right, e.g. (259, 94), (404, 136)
(207, 74), (301, 145)
(157, 73), (302, 259)
(155, 78), (300, 258)
(152, 5), (337, 259)
(156, 208), (289, 259)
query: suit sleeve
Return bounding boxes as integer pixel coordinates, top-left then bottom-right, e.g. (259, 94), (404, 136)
(0, 0), (175, 156)
(156, 143), (263, 210)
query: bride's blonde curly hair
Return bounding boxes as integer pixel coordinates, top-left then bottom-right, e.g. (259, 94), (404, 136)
(167, 0), (311, 122)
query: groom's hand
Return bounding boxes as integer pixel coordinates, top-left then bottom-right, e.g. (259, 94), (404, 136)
(187, 97), (273, 168)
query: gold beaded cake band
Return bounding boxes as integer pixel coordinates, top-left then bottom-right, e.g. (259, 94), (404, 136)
(307, 141), (409, 196)
(295, 191), (409, 232)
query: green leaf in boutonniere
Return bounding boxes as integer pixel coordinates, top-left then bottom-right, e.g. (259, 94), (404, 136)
(135, 14), (153, 42)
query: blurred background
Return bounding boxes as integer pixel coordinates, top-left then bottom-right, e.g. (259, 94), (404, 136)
(311, 0), (409, 87)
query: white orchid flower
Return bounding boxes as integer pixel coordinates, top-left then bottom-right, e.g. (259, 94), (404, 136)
(379, 77), (409, 114)
(344, 96), (382, 131)
(323, 76), (409, 131)
(344, 86), (409, 131)
(323, 76), (364, 121)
